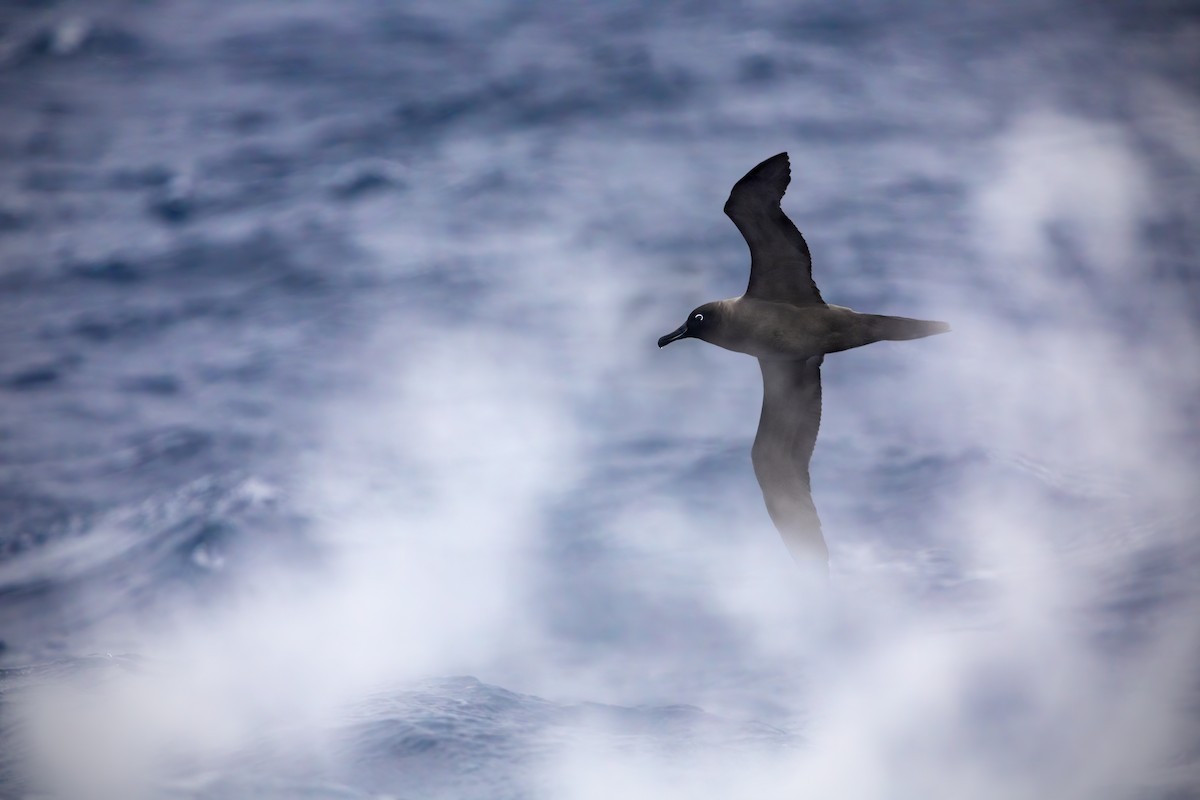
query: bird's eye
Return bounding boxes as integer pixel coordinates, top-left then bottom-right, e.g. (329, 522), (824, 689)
(694, 313), (704, 322)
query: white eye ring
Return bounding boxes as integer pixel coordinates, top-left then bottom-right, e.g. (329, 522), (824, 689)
(693, 313), (704, 321)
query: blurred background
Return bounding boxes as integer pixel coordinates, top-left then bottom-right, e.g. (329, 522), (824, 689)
(1, 1), (1198, 797)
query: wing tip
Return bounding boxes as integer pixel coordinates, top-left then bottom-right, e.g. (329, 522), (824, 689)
(726, 153), (790, 217)
(755, 151), (790, 176)
(733, 152), (792, 202)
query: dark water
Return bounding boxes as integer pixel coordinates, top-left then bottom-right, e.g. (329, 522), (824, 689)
(1, 1), (1198, 797)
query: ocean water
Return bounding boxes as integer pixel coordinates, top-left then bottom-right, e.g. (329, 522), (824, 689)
(1, 1), (1198, 797)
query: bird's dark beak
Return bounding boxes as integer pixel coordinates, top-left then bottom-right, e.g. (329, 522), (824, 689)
(658, 323), (690, 348)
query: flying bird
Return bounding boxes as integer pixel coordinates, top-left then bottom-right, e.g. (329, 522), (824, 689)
(658, 153), (949, 566)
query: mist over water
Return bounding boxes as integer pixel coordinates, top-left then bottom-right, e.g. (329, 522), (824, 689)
(1, 1), (1198, 797)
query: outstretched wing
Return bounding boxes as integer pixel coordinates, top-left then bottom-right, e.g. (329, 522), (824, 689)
(751, 356), (827, 564)
(723, 152), (825, 307)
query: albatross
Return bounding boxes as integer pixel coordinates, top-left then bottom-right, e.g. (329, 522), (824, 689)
(657, 153), (949, 567)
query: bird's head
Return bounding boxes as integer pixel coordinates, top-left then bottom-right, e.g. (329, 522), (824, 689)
(658, 302), (722, 347)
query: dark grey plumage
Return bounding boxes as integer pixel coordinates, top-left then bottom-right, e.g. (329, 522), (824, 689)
(753, 355), (826, 561)
(724, 152), (823, 307)
(658, 153), (949, 566)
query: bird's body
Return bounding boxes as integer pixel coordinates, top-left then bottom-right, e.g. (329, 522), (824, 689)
(681, 298), (945, 360)
(658, 152), (948, 566)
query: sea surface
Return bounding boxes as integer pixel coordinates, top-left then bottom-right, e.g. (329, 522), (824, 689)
(1, 1), (1198, 798)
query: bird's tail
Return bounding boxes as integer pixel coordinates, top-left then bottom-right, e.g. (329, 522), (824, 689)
(870, 314), (951, 342)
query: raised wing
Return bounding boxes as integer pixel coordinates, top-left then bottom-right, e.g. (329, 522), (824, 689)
(723, 153), (825, 306)
(751, 356), (827, 564)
